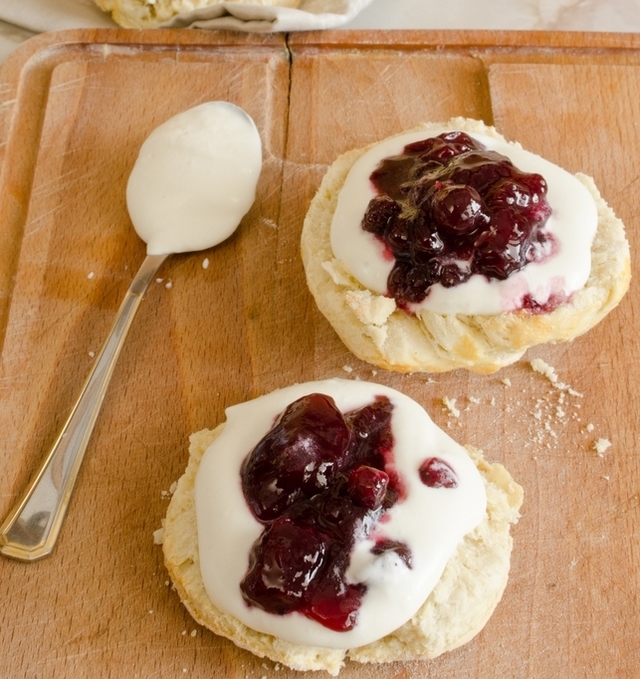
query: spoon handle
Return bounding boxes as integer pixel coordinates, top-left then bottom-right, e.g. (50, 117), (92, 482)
(0, 253), (169, 562)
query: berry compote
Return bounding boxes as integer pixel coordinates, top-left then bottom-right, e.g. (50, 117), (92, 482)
(240, 393), (409, 632)
(361, 131), (554, 309)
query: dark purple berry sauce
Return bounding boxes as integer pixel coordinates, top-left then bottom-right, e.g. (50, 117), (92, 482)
(361, 131), (554, 309)
(239, 393), (407, 632)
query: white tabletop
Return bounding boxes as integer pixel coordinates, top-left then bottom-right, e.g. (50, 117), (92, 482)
(1, 0), (640, 65)
(348, 0), (640, 31)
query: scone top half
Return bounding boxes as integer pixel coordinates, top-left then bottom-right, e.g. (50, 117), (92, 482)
(301, 118), (630, 374)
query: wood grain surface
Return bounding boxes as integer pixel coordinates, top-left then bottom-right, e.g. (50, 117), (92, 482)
(0, 28), (638, 679)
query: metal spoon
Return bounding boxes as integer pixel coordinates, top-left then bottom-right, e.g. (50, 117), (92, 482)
(0, 102), (261, 561)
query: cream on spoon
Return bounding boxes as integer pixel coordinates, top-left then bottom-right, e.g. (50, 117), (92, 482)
(0, 102), (262, 561)
(128, 101), (262, 255)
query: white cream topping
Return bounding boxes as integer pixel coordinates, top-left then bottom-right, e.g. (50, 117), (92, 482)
(195, 379), (486, 649)
(127, 101), (262, 256)
(330, 127), (598, 314)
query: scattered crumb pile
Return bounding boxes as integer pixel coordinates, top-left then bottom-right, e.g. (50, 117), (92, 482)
(529, 358), (583, 397)
(433, 358), (611, 455)
(442, 396), (460, 419)
(329, 358), (612, 456)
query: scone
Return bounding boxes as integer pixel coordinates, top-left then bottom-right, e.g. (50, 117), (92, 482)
(161, 379), (523, 675)
(301, 118), (630, 374)
(94, 0), (301, 28)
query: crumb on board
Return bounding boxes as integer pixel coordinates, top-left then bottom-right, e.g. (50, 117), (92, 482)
(442, 396), (460, 418)
(530, 357), (559, 383)
(160, 483), (177, 500)
(501, 377), (512, 387)
(342, 365), (353, 373)
(530, 358), (583, 397)
(593, 438), (612, 456)
(153, 527), (165, 545)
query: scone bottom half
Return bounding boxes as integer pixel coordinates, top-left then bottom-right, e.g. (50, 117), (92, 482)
(160, 379), (523, 675)
(301, 118), (630, 374)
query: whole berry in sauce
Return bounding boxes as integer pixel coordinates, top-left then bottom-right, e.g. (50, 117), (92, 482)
(429, 182), (489, 235)
(347, 465), (389, 510)
(240, 393), (352, 522)
(419, 457), (458, 489)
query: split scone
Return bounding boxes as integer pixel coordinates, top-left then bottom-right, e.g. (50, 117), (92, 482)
(301, 118), (630, 374)
(161, 379), (523, 675)
(94, 0), (301, 28)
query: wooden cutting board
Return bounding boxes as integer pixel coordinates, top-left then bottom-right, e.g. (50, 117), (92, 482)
(0, 28), (638, 679)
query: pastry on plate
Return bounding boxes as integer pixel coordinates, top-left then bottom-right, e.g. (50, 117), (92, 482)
(301, 118), (630, 373)
(160, 379), (523, 675)
(95, 0), (301, 28)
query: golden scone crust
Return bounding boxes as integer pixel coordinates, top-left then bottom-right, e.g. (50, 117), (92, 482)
(301, 118), (631, 374)
(94, 0), (301, 28)
(161, 426), (523, 675)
